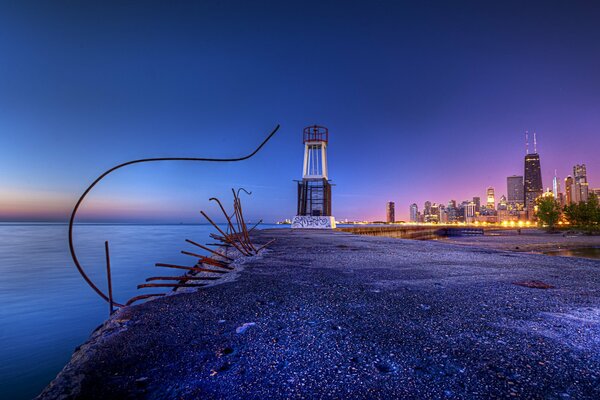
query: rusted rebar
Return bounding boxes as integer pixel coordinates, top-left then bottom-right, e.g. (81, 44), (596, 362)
(180, 251), (233, 271)
(126, 293), (166, 306)
(232, 188), (257, 252)
(185, 239), (234, 261)
(209, 197), (239, 237)
(248, 219), (263, 233)
(145, 276), (220, 281)
(155, 263), (229, 274)
(104, 241), (114, 315)
(137, 283), (208, 289)
(255, 239), (276, 253)
(68, 125), (279, 306)
(200, 211), (250, 256)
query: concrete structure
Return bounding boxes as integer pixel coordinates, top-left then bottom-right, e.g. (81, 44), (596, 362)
(292, 125), (335, 229)
(386, 202), (395, 224)
(39, 229), (600, 399)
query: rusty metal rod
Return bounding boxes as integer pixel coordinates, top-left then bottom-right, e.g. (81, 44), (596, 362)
(230, 199), (254, 253)
(200, 211), (250, 255)
(137, 283), (207, 289)
(67, 125), (280, 306)
(180, 251), (233, 270)
(146, 276), (220, 282)
(199, 257), (234, 270)
(255, 239), (276, 253)
(155, 263), (228, 274)
(104, 241), (114, 315)
(209, 197), (239, 237)
(185, 239), (234, 261)
(248, 219), (263, 233)
(232, 188), (257, 252)
(126, 293), (166, 306)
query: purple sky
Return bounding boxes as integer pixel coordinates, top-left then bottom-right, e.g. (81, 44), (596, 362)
(1, 1), (599, 222)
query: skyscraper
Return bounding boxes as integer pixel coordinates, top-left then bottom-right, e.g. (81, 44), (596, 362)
(507, 175), (524, 209)
(472, 197), (481, 213)
(572, 164), (589, 203)
(552, 171), (560, 199)
(386, 202), (395, 223)
(565, 175), (573, 205)
(524, 154), (543, 217)
(409, 203), (419, 223)
(486, 186), (495, 210)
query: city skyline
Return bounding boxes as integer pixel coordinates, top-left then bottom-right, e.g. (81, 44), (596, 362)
(1, 2), (600, 223)
(404, 155), (597, 224)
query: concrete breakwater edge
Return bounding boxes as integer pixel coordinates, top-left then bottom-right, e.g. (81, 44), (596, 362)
(39, 229), (600, 399)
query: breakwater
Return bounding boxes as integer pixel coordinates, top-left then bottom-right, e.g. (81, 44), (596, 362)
(38, 229), (600, 399)
(336, 225), (486, 240)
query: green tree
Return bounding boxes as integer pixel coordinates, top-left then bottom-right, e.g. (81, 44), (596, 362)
(563, 193), (600, 231)
(536, 195), (561, 231)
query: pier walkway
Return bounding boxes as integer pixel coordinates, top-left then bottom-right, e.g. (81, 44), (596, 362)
(39, 229), (600, 399)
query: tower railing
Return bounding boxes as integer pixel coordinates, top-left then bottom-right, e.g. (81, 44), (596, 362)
(303, 125), (328, 143)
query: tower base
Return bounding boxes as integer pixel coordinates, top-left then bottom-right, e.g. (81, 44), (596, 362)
(291, 216), (336, 229)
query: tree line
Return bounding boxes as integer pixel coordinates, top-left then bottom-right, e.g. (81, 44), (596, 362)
(536, 193), (600, 231)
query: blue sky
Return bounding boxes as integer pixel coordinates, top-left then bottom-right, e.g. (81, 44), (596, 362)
(1, 1), (599, 222)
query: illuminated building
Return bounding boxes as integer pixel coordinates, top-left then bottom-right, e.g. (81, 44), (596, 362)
(409, 203), (419, 223)
(507, 175), (524, 210)
(428, 203), (440, 223)
(552, 172), (560, 199)
(465, 201), (476, 224)
(446, 200), (458, 223)
(524, 150), (543, 218)
(564, 175), (573, 205)
(439, 204), (448, 223)
(386, 202), (395, 224)
(472, 197), (481, 213)
(424, 201), (432, 217)
(486, 187), (495, 210)
(572, 164), (589, 203)
(497, 195), (507, 211)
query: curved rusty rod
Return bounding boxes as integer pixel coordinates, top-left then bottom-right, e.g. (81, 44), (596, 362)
(209, 197), (238, 237)
(68, 124), (280, 306)
(232, 188), (256, 251)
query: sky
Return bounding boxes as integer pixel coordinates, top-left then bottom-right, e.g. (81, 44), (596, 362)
(1, 1), (599, 222)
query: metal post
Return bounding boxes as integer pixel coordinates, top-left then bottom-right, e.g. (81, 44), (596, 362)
(105, 241), (114, 315)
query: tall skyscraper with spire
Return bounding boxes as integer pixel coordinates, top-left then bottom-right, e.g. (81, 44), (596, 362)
(523, 131), (543, 219)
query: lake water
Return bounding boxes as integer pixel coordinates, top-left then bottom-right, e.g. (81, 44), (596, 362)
(543, 247), (600, 260)
(0, 223), (284, 400)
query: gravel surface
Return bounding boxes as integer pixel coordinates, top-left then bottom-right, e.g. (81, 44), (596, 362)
(38, 229), (600, 399)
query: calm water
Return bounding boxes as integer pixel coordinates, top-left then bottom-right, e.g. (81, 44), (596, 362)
(543, 247), (600, 260)
(0, 223), (283, 400)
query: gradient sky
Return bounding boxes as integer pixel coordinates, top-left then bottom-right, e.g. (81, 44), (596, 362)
(1, 1), (599, 222)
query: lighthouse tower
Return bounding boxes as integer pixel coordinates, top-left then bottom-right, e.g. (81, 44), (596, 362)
(291, 125), (336, 229)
